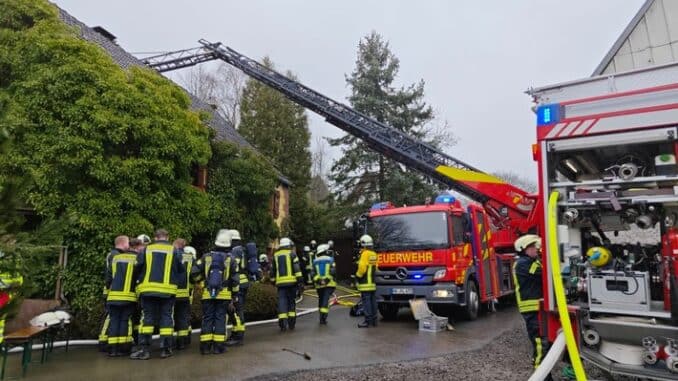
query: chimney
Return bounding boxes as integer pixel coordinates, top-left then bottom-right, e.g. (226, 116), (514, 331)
(92, 26), (117, 43)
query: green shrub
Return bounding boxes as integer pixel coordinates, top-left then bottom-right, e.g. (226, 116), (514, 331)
(244, 282), (278, 321)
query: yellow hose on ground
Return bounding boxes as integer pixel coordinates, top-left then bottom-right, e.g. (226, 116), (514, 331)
(547, 191), (586, 381)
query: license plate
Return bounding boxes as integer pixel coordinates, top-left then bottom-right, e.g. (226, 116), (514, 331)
(392, 287), (413, 295)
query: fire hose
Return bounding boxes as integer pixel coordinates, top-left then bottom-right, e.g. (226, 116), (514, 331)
(528, 330), (566, 381)
(546, 191), (586, 381)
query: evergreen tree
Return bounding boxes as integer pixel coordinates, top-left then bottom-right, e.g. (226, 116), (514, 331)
(238, 58), (316, 244)
(329, 31), (442, 218)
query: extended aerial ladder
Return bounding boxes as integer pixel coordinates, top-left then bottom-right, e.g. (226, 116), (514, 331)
(141, 40), (538, 240)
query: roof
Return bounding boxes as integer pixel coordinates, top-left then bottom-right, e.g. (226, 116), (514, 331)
(593, 0), (678, 76)
(57, 6), (253, 149)
(56, 5), (290, 186)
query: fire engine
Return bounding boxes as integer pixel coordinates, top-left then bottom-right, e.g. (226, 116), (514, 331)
(141, 40), (540, 322)
(529, 62), (678, 379)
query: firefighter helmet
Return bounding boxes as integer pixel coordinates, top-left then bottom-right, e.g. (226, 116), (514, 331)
(316, 244), (330, 255)
(259, 254), (268, 263)
(586, 246), (611, 267)
(359, 234), (374, 247)
(229, 229), (242, 241)
(214, 229), (232, 247)
(514, 234), (541, 252)
(303, 246), (310, 252)
(137, 234), (151, 245)
(184, 246), (197, 259)
(279, 237), (292, 248)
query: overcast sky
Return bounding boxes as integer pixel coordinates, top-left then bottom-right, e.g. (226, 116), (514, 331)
(53, 0), (644, 182)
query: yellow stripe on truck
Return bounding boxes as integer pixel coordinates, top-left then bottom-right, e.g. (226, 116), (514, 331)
(434, 165), (506, 184)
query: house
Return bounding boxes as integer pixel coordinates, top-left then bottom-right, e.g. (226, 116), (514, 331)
(56, 6), (290, 232)
(594, 0), (678, 75)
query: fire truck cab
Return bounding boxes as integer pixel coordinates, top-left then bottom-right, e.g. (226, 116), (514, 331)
(361, 195), (517, 321)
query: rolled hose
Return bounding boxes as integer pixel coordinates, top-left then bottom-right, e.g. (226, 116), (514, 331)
(528, 330), (566, 381)
(8, 300), (318, 354)
(547, 191), (587, 381)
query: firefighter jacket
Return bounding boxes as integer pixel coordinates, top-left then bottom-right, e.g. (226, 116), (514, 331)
(176, 251), (195, 301)
(270, 249), (302, 287)
(231, 245), (249, 288)
(355, 248), (378, 292)
(135, 241), (185, 298)
(103, 248), (120, 298)
(105, 250), (138, 304)
(512, 255), (544, 313)
(191, 250), (240, 300)
(312, 255), (336, 288)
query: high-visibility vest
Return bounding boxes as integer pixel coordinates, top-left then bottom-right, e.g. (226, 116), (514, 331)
(137, 243), (177, 296)
(176, 252), (194, 300)
(313, 255), (336, 288)
(0, 272), (23, 345)
(512, 255), (543, 313)
(106, 251), (138, 303)
(273, 249), (301, 287)
(356, 249), (377, 292)
(199, 252), (237, 300)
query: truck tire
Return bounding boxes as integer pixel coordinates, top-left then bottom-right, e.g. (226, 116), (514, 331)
(460, 281), (479, 321)
(378, 303), (399, 320)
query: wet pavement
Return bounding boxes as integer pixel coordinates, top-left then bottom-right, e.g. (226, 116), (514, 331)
(12, 297), (522, 381)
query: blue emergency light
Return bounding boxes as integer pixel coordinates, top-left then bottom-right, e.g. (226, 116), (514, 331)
(536, 103), (561, 126)
(413, 274), (423, 280)
(434, 195), (456, 204)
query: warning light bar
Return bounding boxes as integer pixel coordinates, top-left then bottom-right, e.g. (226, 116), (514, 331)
(536, 103), (561, 126)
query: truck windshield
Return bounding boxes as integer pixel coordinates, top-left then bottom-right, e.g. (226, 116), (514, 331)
(367, 212), (450, 251)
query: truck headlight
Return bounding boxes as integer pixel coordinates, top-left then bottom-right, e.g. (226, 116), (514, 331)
(433, 269), (446, 280)
(432, 290), (450, 298)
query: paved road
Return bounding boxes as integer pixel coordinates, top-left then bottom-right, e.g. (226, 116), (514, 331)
(13, 299), (522, 381)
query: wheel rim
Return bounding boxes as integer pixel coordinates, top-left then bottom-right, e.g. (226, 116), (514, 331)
(469, 288), (478, 316)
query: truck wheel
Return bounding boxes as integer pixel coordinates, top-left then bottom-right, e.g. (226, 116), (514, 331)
(378, 304), (399, 320)
(460, 281), (479, 321)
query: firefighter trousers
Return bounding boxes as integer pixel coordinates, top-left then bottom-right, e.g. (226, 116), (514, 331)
(98, 307), (110, 348)
(174, 298), (191, 339)
(139, 296), (175, 348)
(277, 285), (297, 323)
(317, 286), (334, 315)
(361, 291), (377, 324)
(522, 312), (552, 379)
(201, 299), (228, 343)
(106, 302), (134, 349)
(228, 287), (247, 337)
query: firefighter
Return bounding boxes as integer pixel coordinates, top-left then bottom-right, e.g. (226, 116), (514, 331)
(258, 254), (270, 276)
(0, 253), (23, 348)
(302, 246), (313, 285)
(226, 229), (247, 346)
(128, 238), (143, 348)
(512, 234), (552, 380)
(174, 241), (195, 350)
(137, 234), (151, 249)
(99, 236), (129, 352)
(312, 244), (336, 325)
(192, 230), (239, 355)
(105, 236), (138, 357)
(130, 229), (185, 360)
(270, 238), (303, 331)
(356, 234), (378, 328)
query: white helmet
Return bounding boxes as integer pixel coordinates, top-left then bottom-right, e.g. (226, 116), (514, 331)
(310, 240), (317, 246)
(303, 246), (310, 252)
(184, 246), (197, 259)
(328, 240), (334, 247)
(359, 235), (373, 247)
(229, 229), (242, 241)
(215, 229), (232, 247)
(514, 234), (541, 252)
(316, 244), (330, 256)
(279, 237), (292, 249)
(259, 254), (269, 262)
(137, 234), (151, 245)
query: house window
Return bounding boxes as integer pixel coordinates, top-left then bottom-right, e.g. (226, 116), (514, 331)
(192, 165), (208, 191)
(272, 190), (281, 219)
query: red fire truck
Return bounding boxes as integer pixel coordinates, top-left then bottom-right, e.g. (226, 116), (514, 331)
(530, 62), (678, 379)
(144, 41), (540, 322)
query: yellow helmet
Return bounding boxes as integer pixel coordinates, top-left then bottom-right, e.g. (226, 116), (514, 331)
(514, 234), (541, 252)
(586, 246), (611, 267)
